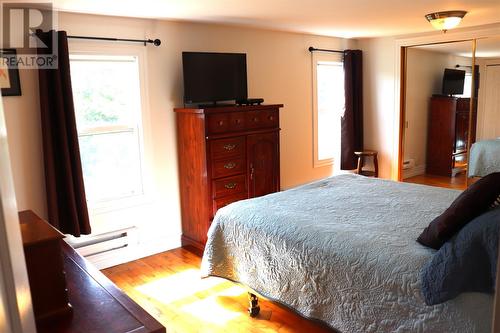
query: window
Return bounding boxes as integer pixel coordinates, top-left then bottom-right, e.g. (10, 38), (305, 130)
(459, 72), (473, 98)
(70, 55), (145, 205)
(313, 54), (345, 167)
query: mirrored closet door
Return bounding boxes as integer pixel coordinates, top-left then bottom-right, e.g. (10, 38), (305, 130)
(401, 40), (475, 190)
(467, 36), (500, 183)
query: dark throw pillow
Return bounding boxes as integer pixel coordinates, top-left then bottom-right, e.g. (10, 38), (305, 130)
(491, 194), (500, 209)
(420, 207), (500, 305)
(417, 172), (500, 249)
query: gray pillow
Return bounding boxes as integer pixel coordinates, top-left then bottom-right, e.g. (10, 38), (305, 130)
(420, 207), (500, 305)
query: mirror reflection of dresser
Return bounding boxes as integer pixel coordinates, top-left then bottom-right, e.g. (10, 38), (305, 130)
(426, 95), (477, 177)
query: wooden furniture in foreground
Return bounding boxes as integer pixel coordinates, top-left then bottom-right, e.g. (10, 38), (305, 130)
(19, 210), (71, 325)
(19, 210), (165, 333)
(426, 96), (477, 177)
(175, 104), (283, 255)
(354, 150), (379, 177)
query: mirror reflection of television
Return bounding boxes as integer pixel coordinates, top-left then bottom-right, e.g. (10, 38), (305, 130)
(442, 68), (466, 96)
(182, 52), (247, 104)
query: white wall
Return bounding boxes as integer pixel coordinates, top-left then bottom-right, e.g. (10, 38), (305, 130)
(403, 48), (472, 178)
(2, 70), (44, 217)
(3, 12), (355, 264)
(476, 57), (500, 141)
(357, 37), (396, 179)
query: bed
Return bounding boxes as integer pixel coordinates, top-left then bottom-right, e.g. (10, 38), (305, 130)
(469, 139), (500, 177)
(201, 174), (493, 333)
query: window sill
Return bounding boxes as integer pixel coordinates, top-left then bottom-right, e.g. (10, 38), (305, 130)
(313, 158), (334, 168)
(87, 193), (154, 216)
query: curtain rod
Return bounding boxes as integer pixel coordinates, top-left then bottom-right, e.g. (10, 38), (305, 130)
(67, 35), (161, 47)
(308, 46), (344, 54)
(455, 64), (472, 68)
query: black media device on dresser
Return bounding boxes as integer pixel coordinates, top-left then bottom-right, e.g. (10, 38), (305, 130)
(236, 98), (265, 106)
(175, 104), (283, 255)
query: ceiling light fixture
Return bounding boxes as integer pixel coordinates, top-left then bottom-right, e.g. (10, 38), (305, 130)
(425, 10), (467, 32)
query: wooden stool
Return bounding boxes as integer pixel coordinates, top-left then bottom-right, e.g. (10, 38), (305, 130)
(354, 150), (379, 178)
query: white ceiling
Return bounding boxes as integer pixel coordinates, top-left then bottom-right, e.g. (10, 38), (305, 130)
(415, 36), (500, 58)
(52, 0), (500, 38)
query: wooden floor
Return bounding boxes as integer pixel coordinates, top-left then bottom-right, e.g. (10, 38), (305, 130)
(102, 248), (334, 333)
(404, 172), (467, 190)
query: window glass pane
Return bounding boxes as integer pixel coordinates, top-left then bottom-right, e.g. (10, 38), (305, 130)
(79, 131), (143, 201)
(459, 73), (472, 98)
(317, 62), (345, 161)
(70, 55), (144, 203)
(71, 56), (141, 132)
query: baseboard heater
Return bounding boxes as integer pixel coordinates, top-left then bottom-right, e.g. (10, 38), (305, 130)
(66, 227), (138, 257)
(402, 158), (415, 170)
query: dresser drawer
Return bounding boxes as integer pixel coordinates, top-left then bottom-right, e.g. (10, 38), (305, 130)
(209, 136), (245, 160)
(212, 175), (247, 199)
(207, 113), (229, 134)
(246, 109), (278, 129)
(207, 112), (246, 134)
(213, 192), (248, 216)
(456, 98), (470, 112)
(211, 157), (246, 179)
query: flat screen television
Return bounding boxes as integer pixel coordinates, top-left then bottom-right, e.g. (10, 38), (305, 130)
(182, 52), (247, 104)
(442, 68), (466, 96)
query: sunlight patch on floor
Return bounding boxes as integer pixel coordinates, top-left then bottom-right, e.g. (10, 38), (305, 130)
(181, 293), (242, 325)
(133, 267), (252, 328)
(135, 268), (224, 303)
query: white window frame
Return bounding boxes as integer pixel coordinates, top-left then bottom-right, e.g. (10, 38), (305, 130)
(312, 52), (344, 168)
(69, 43), (153, 215)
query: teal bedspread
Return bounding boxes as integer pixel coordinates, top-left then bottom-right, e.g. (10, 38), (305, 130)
(201, 174), (492, 333)
(469, 139), (500, 177)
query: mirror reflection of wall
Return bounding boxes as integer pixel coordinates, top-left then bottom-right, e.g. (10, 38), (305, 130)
(402, 41), (473, 190)
(476, 37), (500, 141)
(468, 36), (500, 180)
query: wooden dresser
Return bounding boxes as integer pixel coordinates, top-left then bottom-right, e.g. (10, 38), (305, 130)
(175, 104), (283, 254)
(19, 211), (165, 333)
(426, 96), (477, 177)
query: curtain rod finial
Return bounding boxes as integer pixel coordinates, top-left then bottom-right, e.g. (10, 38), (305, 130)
(153, 39), (161, 47)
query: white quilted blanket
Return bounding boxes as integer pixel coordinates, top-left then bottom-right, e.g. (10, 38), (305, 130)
(201, 174), (492, 333)
(468, 139), (500, 177)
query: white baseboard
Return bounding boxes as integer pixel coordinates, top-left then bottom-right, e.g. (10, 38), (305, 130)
(402, 164), (426, 179)
(70, 234), (181, 270)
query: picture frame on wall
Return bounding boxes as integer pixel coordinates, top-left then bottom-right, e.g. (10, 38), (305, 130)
(0, 49), (21, 97)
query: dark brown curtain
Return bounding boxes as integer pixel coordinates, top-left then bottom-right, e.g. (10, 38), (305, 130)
(36, 30), (91, 236)
(341, 49), (363, 170)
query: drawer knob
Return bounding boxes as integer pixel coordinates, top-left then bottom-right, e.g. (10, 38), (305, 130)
(224, 162), (236, 169)
(224, 182), (237, 189)
(269, 116), (274, 121)
(223, 144), (236, 151)
(253, 117), (259, 122)
(235, 119), (242, 124)
(218, 120), (224, 126)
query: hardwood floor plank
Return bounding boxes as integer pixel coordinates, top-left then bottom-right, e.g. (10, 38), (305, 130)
(102, 248), (334, 333)
(403, 173), (467, 190)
